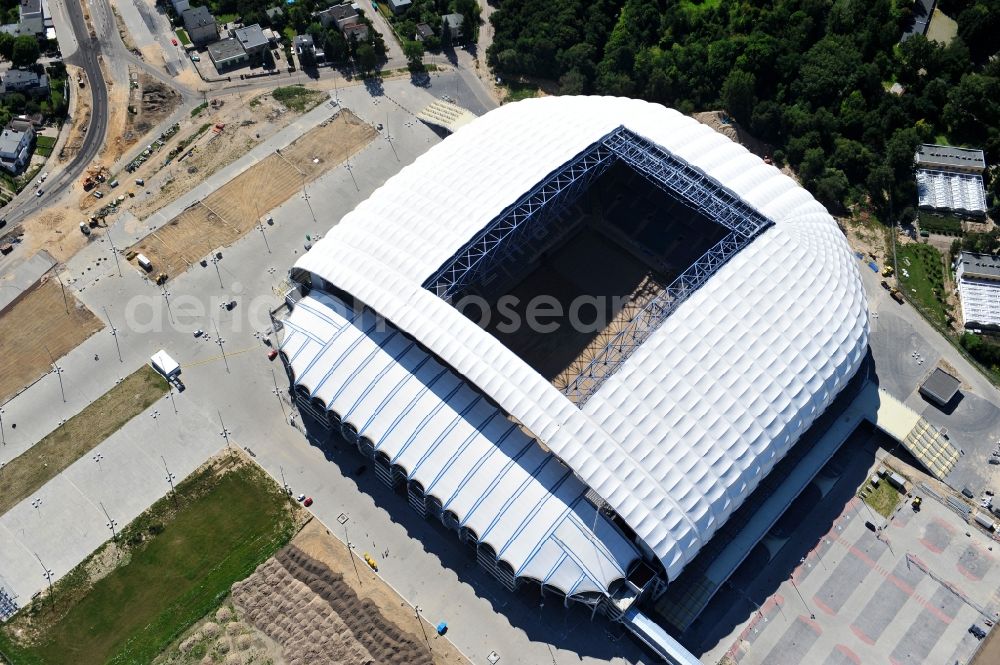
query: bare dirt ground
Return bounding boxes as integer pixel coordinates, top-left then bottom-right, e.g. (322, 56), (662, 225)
(59, 66), (91, 166)
(118, 90), (325, 221)
(0, 275), (102, 402)
(155, 520), (468, 665)
(126, 111), (375, 279)
(694, 110), (774, 160)
(927, 8), (959, 44)
(126, 71), (181, 145)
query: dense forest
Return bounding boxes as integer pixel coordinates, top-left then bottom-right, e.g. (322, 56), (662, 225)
(488, 0), (1000, 219)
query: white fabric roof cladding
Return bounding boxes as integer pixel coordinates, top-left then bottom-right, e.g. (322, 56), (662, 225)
(293, 96), (870, 581)
(282, 292), (640, 596)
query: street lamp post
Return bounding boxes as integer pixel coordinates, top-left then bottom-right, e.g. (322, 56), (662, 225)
(167, 387), (178, 414)
(103, 306), (123, 363)
(218, 410), (232, 448)
(212, 318), (230, 373)
(93, 453), (103, 471)
(161, 286), (175, 324)
(106, 225), (123, 278)
(31, 497), (42, 514)
(271, 367), (288, 420)
(210, 255), (224, 289)
(0, 406), (5, 445)
(789, 578), (815, 620)
(44, 344), (65, 403)
(99, 501), (118, 540)
(35, 553), (53, 601)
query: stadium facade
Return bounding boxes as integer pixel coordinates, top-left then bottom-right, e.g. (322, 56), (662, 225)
(278, 96), (869, 655)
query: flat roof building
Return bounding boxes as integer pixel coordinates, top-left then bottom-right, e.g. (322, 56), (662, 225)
(207, 37), (248, 71)
(915, 144), (987, 174)
(956, 252), (1000, 327)
(919, 368), (961, 407)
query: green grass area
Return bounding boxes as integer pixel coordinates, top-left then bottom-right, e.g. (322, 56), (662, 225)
(918, 211), (963, 236)
(896, 242), (950, 326)
(215, 12), (237, 24)
(34, 135), (55, 157)
(504, 81), (539, 103)
(271, 85), (324, 112)
(0, 365), (167, 516)
(0, 455), (298, 665)
(174, 28), (190, 46)
(190, 102), (208, 118)
(861, 479), (901, 518)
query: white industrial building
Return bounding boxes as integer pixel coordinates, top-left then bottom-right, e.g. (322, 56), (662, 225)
(278, 96), (869, 661)
(956, 252), (1000, 327)
(915, 144), (988, 217)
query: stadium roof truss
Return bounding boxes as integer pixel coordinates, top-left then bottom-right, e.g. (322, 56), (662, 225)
(423, 126), (775, 405)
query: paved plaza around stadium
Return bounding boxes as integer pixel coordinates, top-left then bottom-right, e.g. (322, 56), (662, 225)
(699, 428), (1000, 665)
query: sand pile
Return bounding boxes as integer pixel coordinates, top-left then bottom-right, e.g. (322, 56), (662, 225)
(232, 546), (432, 665)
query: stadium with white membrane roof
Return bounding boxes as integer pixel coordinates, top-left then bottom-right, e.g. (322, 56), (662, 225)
(277, 96), (869, 660)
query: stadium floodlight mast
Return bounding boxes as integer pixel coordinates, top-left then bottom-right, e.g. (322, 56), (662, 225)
(385, 113), (399, 162)
(162, 456), (177, 504)
(30, 497), (42, 514)
(0, 407), (5, 446)
(92, 453), (104, 471)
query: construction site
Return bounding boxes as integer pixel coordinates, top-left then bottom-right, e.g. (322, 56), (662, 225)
(125, 110), (376, 281)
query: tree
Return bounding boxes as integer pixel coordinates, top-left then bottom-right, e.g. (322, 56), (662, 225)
(356, 43), (377, 74)
(0, 32), (13, 61)
(403, 39), (424, 71)
(720, 69), (755, 124)
(558, 69), (587, 94)
(11, 35), (38, 68)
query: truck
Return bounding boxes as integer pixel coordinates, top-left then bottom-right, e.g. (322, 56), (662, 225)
(890, 288), (905, 305)
(150, 350), (185, 390)
(136, 253), (153, 272)
(974, 511), (997, 532)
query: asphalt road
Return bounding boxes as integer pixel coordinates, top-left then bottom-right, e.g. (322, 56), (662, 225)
(2, 0), (108, 230)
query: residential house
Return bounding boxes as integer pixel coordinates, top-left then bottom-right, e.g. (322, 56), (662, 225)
(170, 0), (191, 14)
(293, 33), (314, 55)
(442, 13), (464, 40)
(234, 23), (268, 60)
(265, 6), (283, 22)
(207, 37), (247, 71)
(414, 22), (434, 41)
(182, 6), (218, 46)
(387, 0), (410, 14)
(342, 22), (368, 43)
(0, 125), (33, 174)
(18, 0), (43, 36)
(317, 3), (358, 30)
(0, 69), (49, 98)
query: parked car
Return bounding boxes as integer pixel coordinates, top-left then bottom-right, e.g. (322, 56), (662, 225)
(191, 54), (200, 62)
(35, 189), (43, 197)
(171, 38), (178, 46)
(267, 349), (278, 361)
(303, 497), (313, 507)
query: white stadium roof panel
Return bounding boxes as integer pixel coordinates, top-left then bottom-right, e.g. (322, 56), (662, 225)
(283, 293), (640, 597)
(291, 96), (869, 581)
